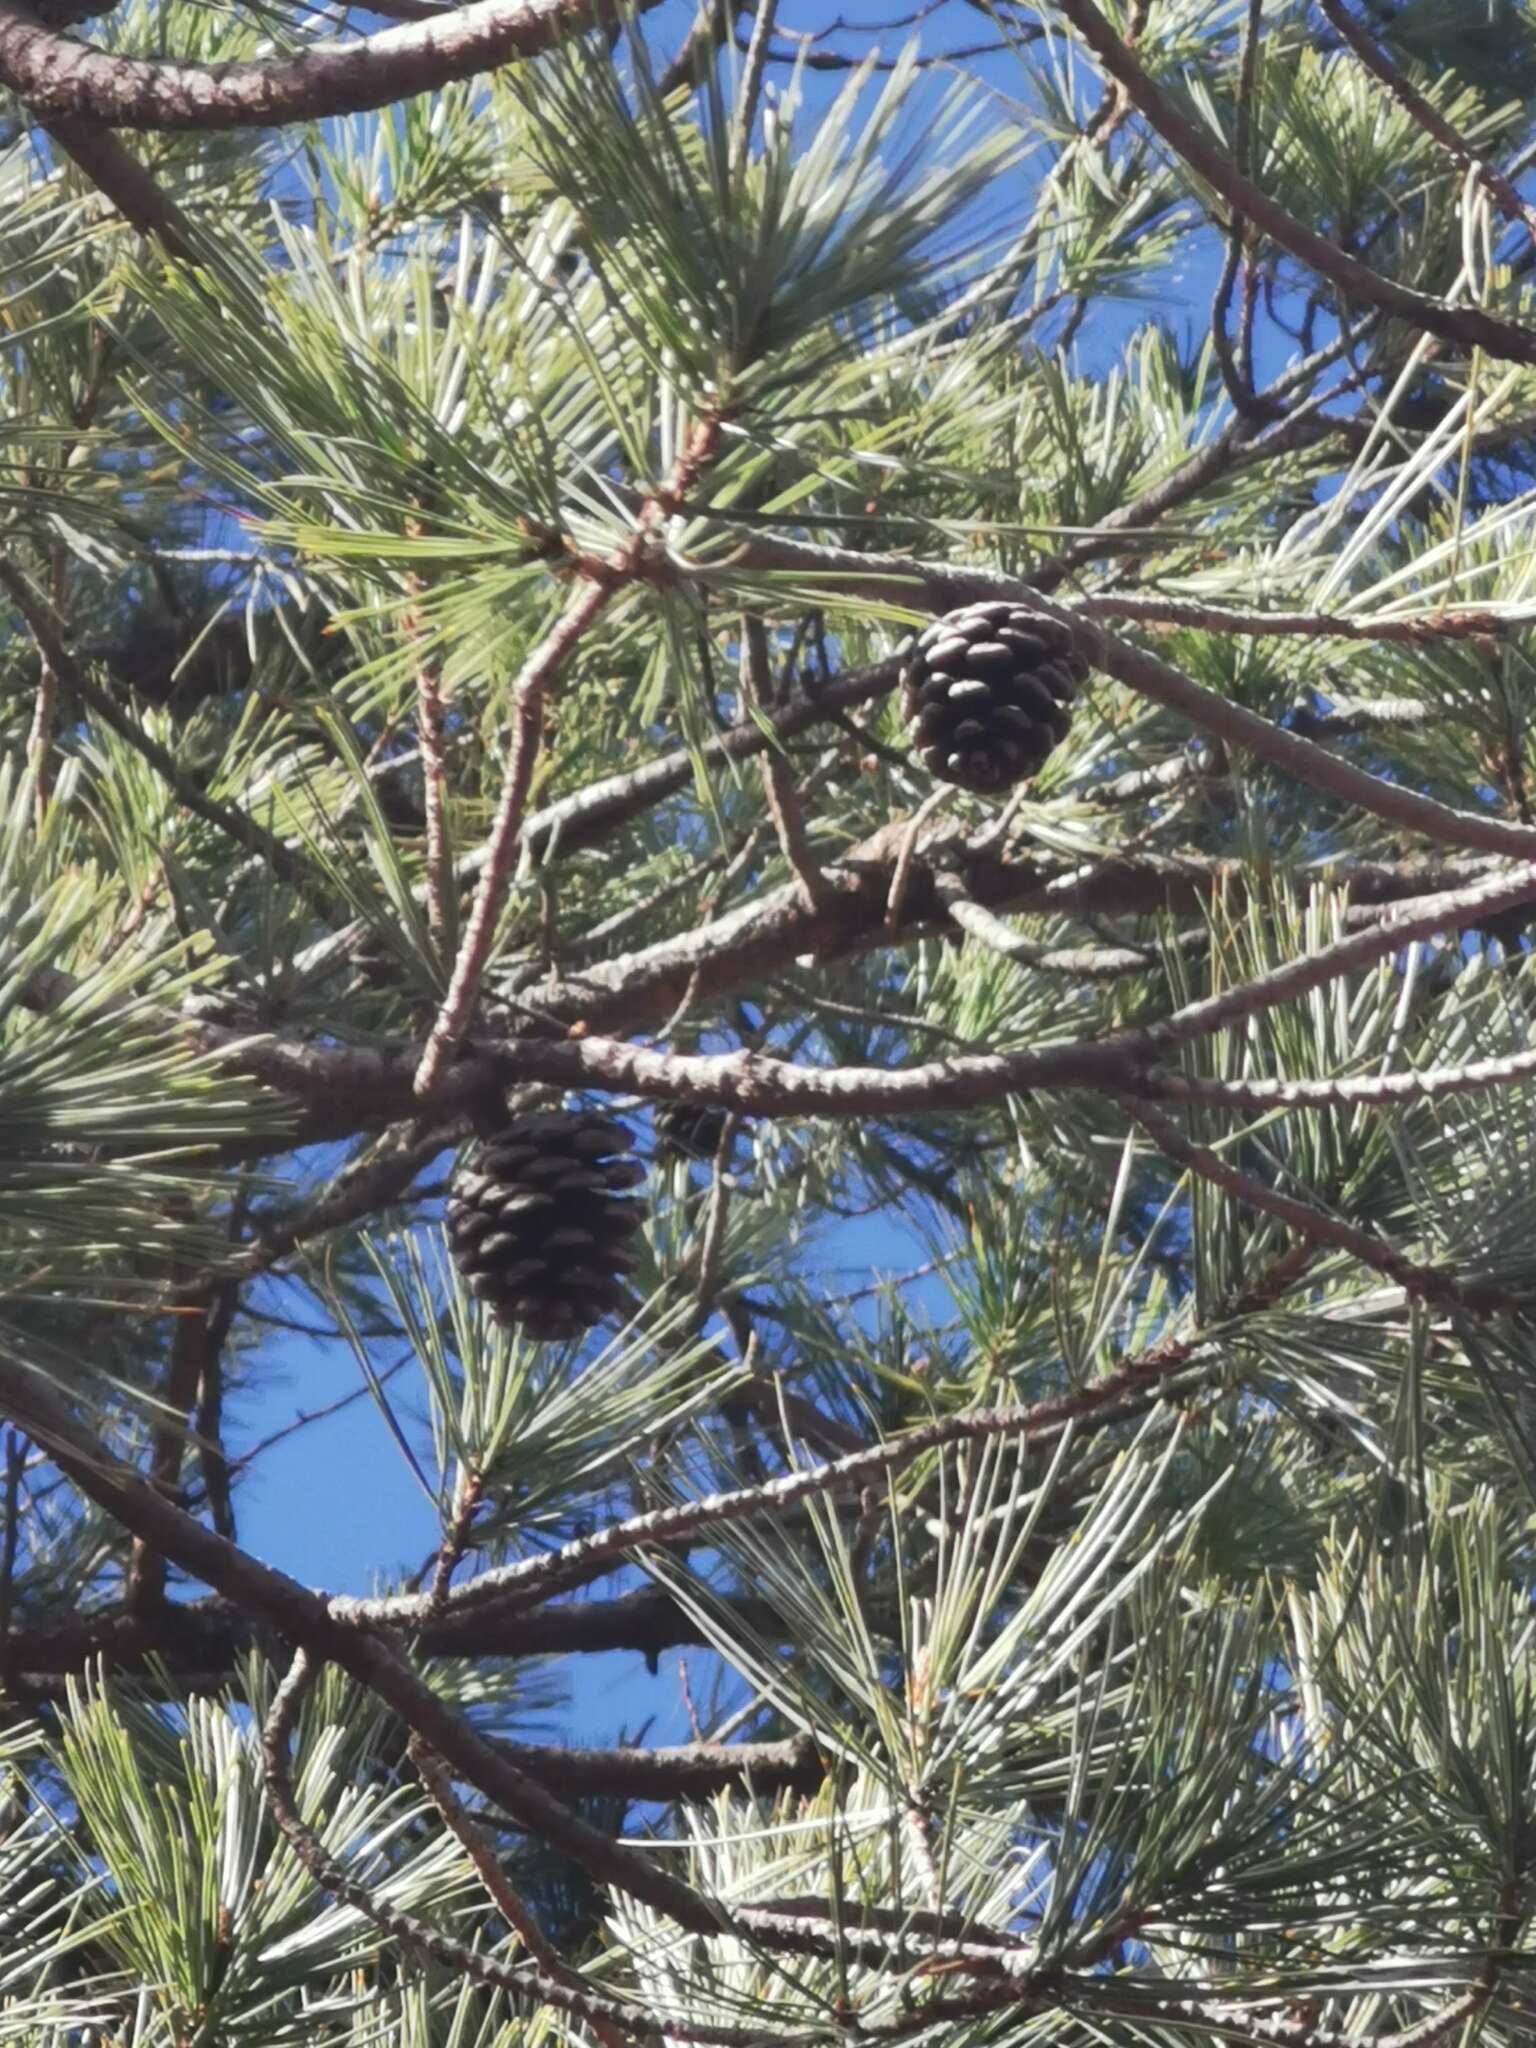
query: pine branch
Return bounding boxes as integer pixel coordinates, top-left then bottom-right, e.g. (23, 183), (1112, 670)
(1286, 697), (1437, 737)
(260, 1650), (771, 2048)
(345, 1359), (1219, 1630)
(0, 0), (666, 129)
(1031, 331), (1364, 589)
(414, 577), (613, 1096)
(707, 537), (1536, 860)
(0, 1355), (746, 1939)
(193, 847), (1536, 1140)
(293, 622), (1474, 1018)
(935, 872), (1196, 977)
(484, 1731), (823, 1800)
(1081, 596), (1518, 644)
(1160, 1044), (1536, 1115)
(0, 1586), (818, 1682)
(408, 1735), (630, 2048)
(1053, 0), (1536, 368)
(499, 843), (1487, 1046)
(43, 114), (194, 253)
(0, 556), (317, 889)
(1318, 0), (1536, 250)
(1121, 1095), (1518, 1317)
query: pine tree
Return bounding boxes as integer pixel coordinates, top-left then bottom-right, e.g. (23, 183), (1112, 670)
(2, 1), (1536, 2043)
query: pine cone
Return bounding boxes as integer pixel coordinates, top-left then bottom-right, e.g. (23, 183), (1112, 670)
(899, 602), (1087, 794)
(447, 1111), (646, 1341)
(84, 617), (253, 711)
(655, 1100), (733, 1163)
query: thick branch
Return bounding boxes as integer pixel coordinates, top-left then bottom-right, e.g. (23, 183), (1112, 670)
(0, 0), (662, 130)
(208, 847), (1527, 1137)
(487, 1732), (823, 1800)
(44, 115), (194, 253)
(2, 1584), (789, 1680)
(1081, 596), (1517, 645)
(1160, 1045), (1536, 1116)
(344, 1356), (1220, 1629)
(260, 1650), (760, 2048)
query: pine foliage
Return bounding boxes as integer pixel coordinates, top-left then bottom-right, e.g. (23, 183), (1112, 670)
(1, 2), (1536, 2045)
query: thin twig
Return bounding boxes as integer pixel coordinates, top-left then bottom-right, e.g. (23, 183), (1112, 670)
(194, 1309), (237, 1544)
(1381, 1989), (1494, 2048)
(1121, 1095), (1517, 1318)
(193, 1184), (253, 1547)
(885, 787), (951, 929)
(458, 1730), (824, 1802)
(408, 1736), (630, 2048)
(0, 0), (673, 130)
(414, 577), (614, 1096)
(425, 1471), (485, 1620)
(1143, 864), (1536, 1053)
(742, 614), (833, 912)
(1286, 696), (1436, 736)
(43, 114), (195, 255)
(227, 1358), (413, 1472)
(1210, 0), (1272, 420)
(405, 570), (452, 946)
(0, 1433), (23, 1691)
